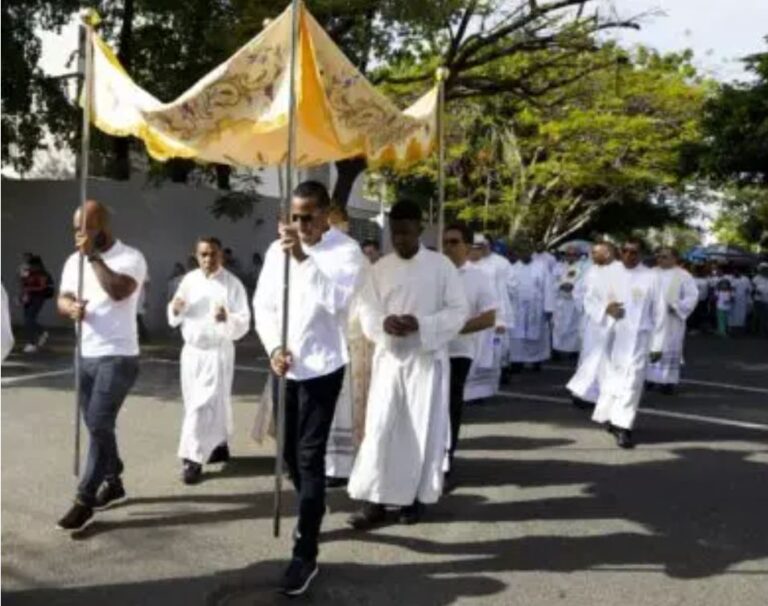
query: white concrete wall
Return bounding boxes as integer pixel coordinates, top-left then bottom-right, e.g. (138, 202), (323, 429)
(1, 177), (279, 331)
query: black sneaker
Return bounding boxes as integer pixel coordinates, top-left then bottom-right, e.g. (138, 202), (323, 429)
(280, 558), (319, 596)
(347, 503), (386, 530)
(398, 501), (424, 525)
(56, 502), (94, 531)
(207, 443), (230, 464)
(94, 480), (127, 511)
(182, 460), (202, 485)
(616, 429), (635, 449)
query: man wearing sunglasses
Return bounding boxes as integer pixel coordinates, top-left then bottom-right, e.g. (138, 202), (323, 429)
(646, 247), (698, 395)
(253, 180), (366, 596)
(441, 223), (497, 487)
(588, 238), (666, 448)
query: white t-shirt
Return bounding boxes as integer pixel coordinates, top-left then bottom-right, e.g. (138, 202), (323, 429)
(449, 263), (497, 359)
(60, 240), (148, 357)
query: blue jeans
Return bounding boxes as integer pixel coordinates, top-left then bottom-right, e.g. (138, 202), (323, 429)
(77, 356), (139, 506)
(23, 296), (46, 344)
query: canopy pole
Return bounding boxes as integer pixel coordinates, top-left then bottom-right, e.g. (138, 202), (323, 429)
(435, 67), (449, 252)
(73, 9), (98, 478)
(274, 0), (302, 539)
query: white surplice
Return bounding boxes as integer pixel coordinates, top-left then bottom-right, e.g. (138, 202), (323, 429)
(590, 264), (667, 430)
(347, 247), (469, 506)
(552, 261), (586, 353)
(646, 266), (699, 385)
(508, 260), (555, 363)
(168, 268), (251, 464)
(566, 261), (621, 403)
(728, 275), (752, 328)
(468, 252), (512, 397)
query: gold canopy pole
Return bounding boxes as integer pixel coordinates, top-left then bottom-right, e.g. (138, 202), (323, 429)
(273, 0), (302, 539)
(435, 67), (449, 252)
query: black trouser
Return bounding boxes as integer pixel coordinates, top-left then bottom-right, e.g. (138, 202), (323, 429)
(448, 357), (472, 467)
(23, 296), (46, 344)
(77, 356), (140, 506)
(273, 366), (344, 561)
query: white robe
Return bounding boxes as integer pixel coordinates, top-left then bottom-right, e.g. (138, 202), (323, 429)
(646, 267), (699, 385)
(566, 262), (620, 403)
(552, 261), (586, 353)
(728, 276), (752, 328)
(168, 268), (251, 464)
(348, 247), (469, 506)
(508, 261), (555, 363)
(591, 265), (666, 430)
(467, 252), (512, 397)
(1, 284), (13, 361)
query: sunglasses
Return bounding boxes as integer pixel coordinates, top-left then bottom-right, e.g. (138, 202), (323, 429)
(291, 213), (317, 224)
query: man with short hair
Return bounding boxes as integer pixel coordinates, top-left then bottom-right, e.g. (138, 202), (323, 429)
(552, 246), (586, 359)
(361, 239), (381, 265)
(589, 239), (666, 448)
(442, 223), (496, 483)
(646, 247), (699, 394)
(567, 242), (619, 408)
(169, 237), (251, 484)
(253, 180), (366, 596)
(56, 200), (147, 531)
(347, 199), (468, 529)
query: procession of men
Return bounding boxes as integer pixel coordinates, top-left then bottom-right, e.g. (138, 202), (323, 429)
(10, 182), (754, 599)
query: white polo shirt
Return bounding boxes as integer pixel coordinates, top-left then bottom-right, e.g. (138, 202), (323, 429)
(60, 239), (147, 358)
(448, 262), (497, 359)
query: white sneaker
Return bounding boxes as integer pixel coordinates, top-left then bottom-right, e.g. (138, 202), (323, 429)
(23, 344), (38, 354)
(37, 331), (49, 347)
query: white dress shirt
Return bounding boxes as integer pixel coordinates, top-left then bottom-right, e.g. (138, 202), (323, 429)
(253, 227), (366, 380)
(448, 263), (497, 359)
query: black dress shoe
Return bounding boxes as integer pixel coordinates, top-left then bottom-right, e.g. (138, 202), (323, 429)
(615, 428), (635, 449)
(325, 476), (348, 489)
(571, 396), (591, 410)
(398, 501), (424, 525)
(605, 422), (617, 434)
(182, 460), (203, 484)
(207, 443), (230, 464)
(347, 503), (386, 530)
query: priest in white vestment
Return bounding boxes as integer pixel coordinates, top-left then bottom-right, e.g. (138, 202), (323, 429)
(567, 243), (619, 408)
(727, 268), (752, 331)
(646, 248), (699, 393)
(466, 234), (512, 397)
(552, 247), (587, 358)
(168, 237), (251, 484)
(508, 243), (555, 371)
(347, 200), (468, 529)
(589, 239), (666, 448)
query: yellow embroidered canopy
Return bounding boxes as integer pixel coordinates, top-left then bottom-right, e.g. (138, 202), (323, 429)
(89, 2), (437, 169)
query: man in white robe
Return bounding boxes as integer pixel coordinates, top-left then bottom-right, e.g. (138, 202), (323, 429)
(727, 267), (752, 332)
(168, 237), (250, 484)
(589, 239), (666, 448)
(646, 248), (699, 394)
(552, 246), (587, 359)
(567, 243), (619, 408)
(466, 234), (513, 397)
(532, 242), (557, 275)
(347, 199), (468, 529)
(508, 242), (555, 371)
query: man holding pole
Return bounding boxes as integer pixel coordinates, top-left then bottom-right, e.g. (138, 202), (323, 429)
(253, 180), (365, 596)
(56, 200), (147, 531)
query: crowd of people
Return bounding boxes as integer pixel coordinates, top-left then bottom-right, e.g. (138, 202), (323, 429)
(1, 181), (765, 597)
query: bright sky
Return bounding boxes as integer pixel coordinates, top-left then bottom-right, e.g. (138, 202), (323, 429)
(38, 1), (768, 83)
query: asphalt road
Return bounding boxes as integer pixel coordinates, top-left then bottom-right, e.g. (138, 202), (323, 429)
(1, 332), (767, 605)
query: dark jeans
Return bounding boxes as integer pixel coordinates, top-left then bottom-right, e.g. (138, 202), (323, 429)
(449, 357), (472, 466)
(77, 356), (139, 506)
(273, 366), (344, 561)
(23, 296), (46, 344)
